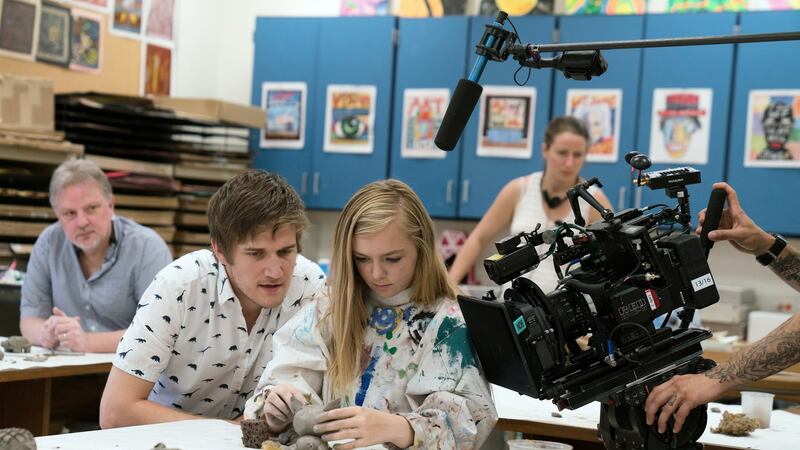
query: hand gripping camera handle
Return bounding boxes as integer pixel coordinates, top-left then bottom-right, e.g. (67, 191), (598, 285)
(700, 188), (726, 257)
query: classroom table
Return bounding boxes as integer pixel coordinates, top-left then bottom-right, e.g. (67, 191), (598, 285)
(0, 337), (114, 435)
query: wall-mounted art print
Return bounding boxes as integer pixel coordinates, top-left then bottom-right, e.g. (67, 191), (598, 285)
(36, 1), (72, 67)
(143, 43), (171, 95)
(649, 88), (713, 165)
(340, 0), (389, 16)
(111, 0), (143, 37)
(747, 0), (800, 11)
(65, 0), (109, 12)
(70, 9), (102, 73)
(743, 90), (800, 168)
(260, 82), (307, 150)
(323, 84), (377, 154)
(476, 85), (537, 159)
(146, 0), (174, 42)
(477, 0), (555, 16)
(646, 0), (747, 13)
(0, 0), (39, 61)
(563, 0), (645, 14)
(401, 88), (449, 159)
(566, 88), (622, 163)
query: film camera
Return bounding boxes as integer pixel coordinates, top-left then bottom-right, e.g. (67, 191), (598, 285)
(459, 154), (723, 449)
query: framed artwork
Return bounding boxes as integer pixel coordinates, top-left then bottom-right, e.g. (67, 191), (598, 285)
(340, 0), (389, 16)
(476, 85), (537, 159)
(649, 88), (713, 165)
(64, 0), (109, 12)
(260, 81), (307, 150)
(566, 88), (622, 163)
(146, 0), (174, 42)
(111, 0), (143, 37)
(400, 88), (449, 159)
(143, 43), (171, 95)
(0, 0), (40, 61)
(36, 1), (72, 67)
(563, 0), (645, 14)
(323, 84), (377, 154)
(743, 89), (800, 168)
(70, 8), (102, 73)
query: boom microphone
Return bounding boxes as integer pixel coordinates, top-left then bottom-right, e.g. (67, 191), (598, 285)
(700, 188), (726, 257)
(434, 79), (483, 151)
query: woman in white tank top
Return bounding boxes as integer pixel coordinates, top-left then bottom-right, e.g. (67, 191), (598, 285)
(449, 116), (612, 295)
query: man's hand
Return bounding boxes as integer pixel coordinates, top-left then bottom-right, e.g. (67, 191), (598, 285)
(645, 374), (729, 434)
(315, 406), (413, 449)
(52, 307), (88, 352)
(263, 384), (307, 433)
(696, 182), (774, 256)
(39, 315), (61, 349)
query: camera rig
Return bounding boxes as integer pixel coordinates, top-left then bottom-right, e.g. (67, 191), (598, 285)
(459, 154), (724, 449)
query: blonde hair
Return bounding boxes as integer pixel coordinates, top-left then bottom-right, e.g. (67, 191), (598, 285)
(326, 179), (457, 394)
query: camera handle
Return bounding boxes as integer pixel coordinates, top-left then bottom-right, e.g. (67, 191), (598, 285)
(567, 177), (614, 226)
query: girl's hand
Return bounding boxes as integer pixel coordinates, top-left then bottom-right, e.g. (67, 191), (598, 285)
(314, 406), (413, 450)
(263, 384), (307, 433)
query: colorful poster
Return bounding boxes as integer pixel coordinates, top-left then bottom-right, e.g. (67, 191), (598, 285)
(649, 88), (713, 165)
(111, 0), (143, 36)
(70, 9), (102, 73)
(0, 0), (39, 60)
(146, 0), (174, 42)
(396, 0), (469, 16)
(476, 85), (537, 159)
(747, 0), (800, 10)
(37, 1), (72, 67)
(401, 88), (449, 159)
(260, 82), (307, 150)
(341, 0), (389, 16)
(563, 0), (645, 14)
(144, 43), (171, 95)
(65, 0), (109, 12)
(323, 85), (377, 154)
(477, 0), (555, 15)
(566, 88), (622, 163)
(743, 90), (800, 168)
(646, 0), (747, 12)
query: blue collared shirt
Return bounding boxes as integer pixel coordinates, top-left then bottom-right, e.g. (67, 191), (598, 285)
(20, 216), (173, 332)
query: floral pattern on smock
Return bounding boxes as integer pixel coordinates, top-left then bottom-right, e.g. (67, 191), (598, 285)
(244, 289), (497, 450)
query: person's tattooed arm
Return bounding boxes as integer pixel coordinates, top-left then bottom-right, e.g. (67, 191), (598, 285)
(704, 312), (800, 386)
(770, 245), (800, 293)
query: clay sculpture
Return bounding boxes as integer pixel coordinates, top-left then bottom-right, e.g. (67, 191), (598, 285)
(0, 427), (37, 450)
(1, 336), (31, 353)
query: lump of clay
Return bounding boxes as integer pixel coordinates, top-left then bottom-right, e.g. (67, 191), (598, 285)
(295, 435), (327, 450)
(0, 427), (37, 450)
(1, 336), (31, 353)
(0, 349), (4, 361)
(241, 418), (271, 449)
(150, 443), (181, 450)
(292, 398), (340, 436)
(711, 411), (759, 436)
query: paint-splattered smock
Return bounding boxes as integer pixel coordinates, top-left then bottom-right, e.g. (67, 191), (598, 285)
(244, 289), (497, 449)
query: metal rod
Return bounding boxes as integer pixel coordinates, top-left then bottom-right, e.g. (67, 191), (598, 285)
(508, 30), (800, 54)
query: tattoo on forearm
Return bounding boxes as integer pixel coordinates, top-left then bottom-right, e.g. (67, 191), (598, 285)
(771, 248), (800, 290)
(704, 316), (800, 385)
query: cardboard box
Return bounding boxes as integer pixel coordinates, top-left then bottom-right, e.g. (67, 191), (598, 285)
(152, 97), (265, 128)
(0, 75), (55, 131)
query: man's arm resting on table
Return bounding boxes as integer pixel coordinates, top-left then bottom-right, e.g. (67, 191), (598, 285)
(100, 366), (201, 428)
(20, 316), (52, 347)
(20, 316), (126, 353)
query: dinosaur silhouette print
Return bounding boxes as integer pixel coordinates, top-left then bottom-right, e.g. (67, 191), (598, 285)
(135, 337), (146, 343)
(202, 398), (214, 403)
(291, 296), (302, 308)
(136, 303), (149, 310)
(228, 345), (238, 351)
(169, 375), (179, 383)
(172, 403), (182, 409)
(209, 301), (215, 309)
(199, 346), (212, 354)
(187, 363), (197, 370)
(188, 306), (197, 312)
(237, 326), (247, 333)
(213, 362), (226, 368)
(217, 313), (227, 319)
(154, 294), (162, 300)
(132, 369), (145, 376)
(176, 290), (185, 303)
(162, 315), (171, 323)
(150, 355), (161, 363)
(145, 325), (154, 332)
(219, 384), (229, 389)
(171, 349), (181, 356)
(188, 337), (197, 343)
(183, 388), (201, 398)
(201, 288), (207, 294)
(118, 349), (133, 359)
(212, 333), (222, 339)
(202, 378), (213, 383)
(226, 296), (235, 303)
(173, 265), (182, 270)
(158, 381), (166, 388)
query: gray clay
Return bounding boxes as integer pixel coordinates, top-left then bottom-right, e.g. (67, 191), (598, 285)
(1, 336), (31, 353)
(150, 443), (181, 450)
(0, 349), (4, 361)
(0, 427), (37, 450)
(294, 435), (328, 450)
(292, 398), (340, 436)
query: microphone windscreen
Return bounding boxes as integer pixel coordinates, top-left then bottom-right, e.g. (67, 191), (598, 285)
(435, 79), (483, 151)
(700, 188), (726, 252)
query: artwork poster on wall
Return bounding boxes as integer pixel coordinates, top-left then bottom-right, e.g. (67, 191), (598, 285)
(65, 0), (109, 12)
(476, 85), (536, 159)
(111, 0), (143, 37)
(37, 1), (72, 67)
(143, 43), (171, 95)
(70, 8), (102, 73)
(323, 84), (377, 154)
(648, 88), (713, 165)
(260, 81), (307, 150)
(401, 88), (449, 159)
(566, 88), (622, 163)
(743, 89), (800, 168)
(563, 0), (645, 14)
(340, 0), (389, 16)
(146, 0), (174, 42)
(0, 0), (39, 61)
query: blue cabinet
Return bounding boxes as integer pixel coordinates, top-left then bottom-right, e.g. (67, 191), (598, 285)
(252, 17), (395, 209)
(635, 13), (736, 221)
(727, 11), (800, 235)
(390, 17), (469, 218)
(458, 15), (557, 219)
(553, 15), (645, 212)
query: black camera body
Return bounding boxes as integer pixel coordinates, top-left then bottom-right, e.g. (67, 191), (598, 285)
(459, 164), (720, 449)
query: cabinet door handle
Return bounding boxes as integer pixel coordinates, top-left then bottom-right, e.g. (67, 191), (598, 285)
(312, 172), (320, 196)
(617, 186), (626, 211)
(300, 172), (308, 195)
(461, 179), (470, 204)
(446, 179), (454, 204)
